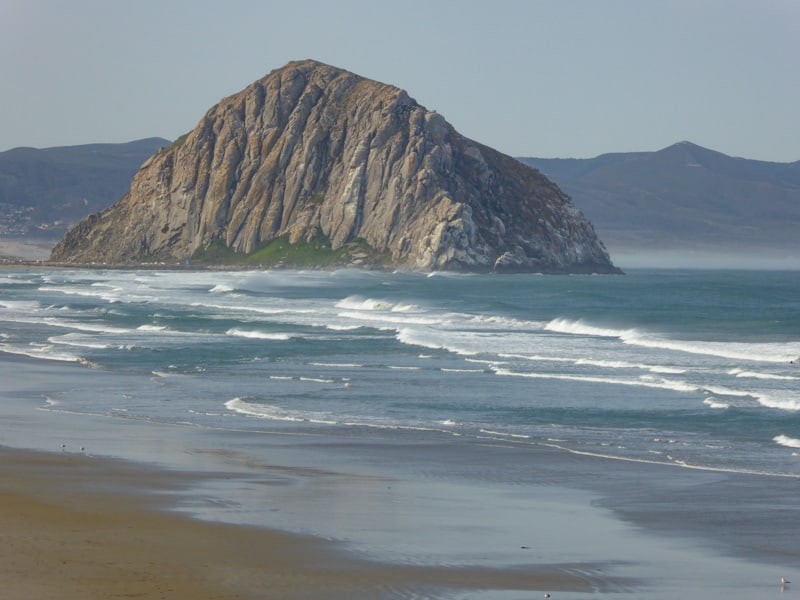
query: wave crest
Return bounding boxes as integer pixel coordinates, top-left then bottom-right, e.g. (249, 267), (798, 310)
(774, 435), (800, 449)
(225, 329), (292, 340)
(545, 318), (800, 363)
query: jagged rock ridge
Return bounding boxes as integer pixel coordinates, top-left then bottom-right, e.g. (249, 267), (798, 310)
(51, 60), (620, 273)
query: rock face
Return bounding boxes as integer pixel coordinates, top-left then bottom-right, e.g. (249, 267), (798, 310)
(51, 60), (620, 273)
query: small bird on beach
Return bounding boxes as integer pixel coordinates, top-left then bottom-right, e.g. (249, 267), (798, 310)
(544, 594), (551, 599)
(782, 577), (790, 585)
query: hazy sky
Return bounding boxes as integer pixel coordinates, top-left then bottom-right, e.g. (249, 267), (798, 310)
(2, 0), (798, 162)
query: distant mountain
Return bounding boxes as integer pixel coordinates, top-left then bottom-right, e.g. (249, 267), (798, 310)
(51, 60), (619, 274)
(519, 142), (800, 264)
(0, 138), (169, 240)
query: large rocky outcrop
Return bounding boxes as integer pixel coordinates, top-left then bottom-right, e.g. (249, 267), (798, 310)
(51, 60), (620, 273)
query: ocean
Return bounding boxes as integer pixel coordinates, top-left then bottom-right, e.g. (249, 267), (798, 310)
(1, 267), (799, 598)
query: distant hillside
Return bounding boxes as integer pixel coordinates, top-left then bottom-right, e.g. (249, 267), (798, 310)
(519, 142), (800, 265)
(0, 138), (168, 240)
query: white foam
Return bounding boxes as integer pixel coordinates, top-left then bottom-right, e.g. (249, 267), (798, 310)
(0, 343), (82, 363)
(0, 299), (42, 311)
(773, 435), (800, 449)
(225, 328), (291, 341)
(391, 302), (420, 313)
(701, 384), (753, 398)
(0, 276), (36, 286)
(308, 362), (364, 368)
(224, 397), (336, 424)
(545, 318), (638, 339)
(728, 368), (799, 381)
(396, 328), (477, 356)
(43, 396), (60, 407)
(336, 296), (394, 311)
(210, 284), (235, 293)
(701, 386), (795, 411)
(479, 429), (531, 439)
(755, 392), (800, 412)
(539, 438), (800, 478)
(464, 314), (547, 330)
(192, 301), (314, 317)
(151, 370), (183, 378)
(40, 318), (130, 334)
(337, 311), (439, 326)
(225, 397), (462, 436)
(48, 334), (113, 350)
(464, 358), (499, 365)
(499, 352), (571, 364)
(493, 367), (699, 393)
(574, 358), (686, 374)
(545, 318), (800, 363)
(703, 397), (730, 409)
(498, 352), (684, 375)
(299, 377), (336, 384)
(225, 398), (311, 422)
(425, 270), (474, 279)
(38, 284), (126, 303)
(137, 324), (169, 332)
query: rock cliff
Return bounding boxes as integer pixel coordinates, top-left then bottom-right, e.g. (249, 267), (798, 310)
(51, 60), (620, 273)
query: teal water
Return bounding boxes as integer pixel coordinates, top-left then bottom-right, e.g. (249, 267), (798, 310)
(2, 268), (798, 476)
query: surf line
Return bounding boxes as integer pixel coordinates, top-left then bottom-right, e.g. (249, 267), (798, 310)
(537, 440), (800, 479)
(474, 432), (800, 480)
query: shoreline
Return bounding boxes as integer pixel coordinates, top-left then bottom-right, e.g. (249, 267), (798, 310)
(0, 445), (618, 599)
(0, 348), (795, 600)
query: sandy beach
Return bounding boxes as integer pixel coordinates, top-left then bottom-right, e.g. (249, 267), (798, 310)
(0, 447), (606, 600)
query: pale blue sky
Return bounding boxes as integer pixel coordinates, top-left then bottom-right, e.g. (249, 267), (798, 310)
(2, 0), (798, 161)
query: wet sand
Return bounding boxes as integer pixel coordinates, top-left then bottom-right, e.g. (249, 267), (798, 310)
(0, 447), (609, 600)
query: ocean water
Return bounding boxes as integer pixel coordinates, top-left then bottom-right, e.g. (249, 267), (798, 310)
(2, 267), (800, 598)
(2, 267), (799, 476)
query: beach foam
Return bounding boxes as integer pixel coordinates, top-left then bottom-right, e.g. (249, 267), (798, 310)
(703, 397), (730, 409)
(773, 435), (800, 449)
(492, 367), (699, 393)
(545, 318), (800, 363)
(225, 329), (292, 341)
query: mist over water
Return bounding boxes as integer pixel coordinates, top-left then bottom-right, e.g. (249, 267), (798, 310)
(612, 249), (800, 271)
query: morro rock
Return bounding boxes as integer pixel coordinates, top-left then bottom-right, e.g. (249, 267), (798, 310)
(51, 60), (620, 273)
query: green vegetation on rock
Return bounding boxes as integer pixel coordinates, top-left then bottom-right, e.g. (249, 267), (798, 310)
(191, 231), (388, 269)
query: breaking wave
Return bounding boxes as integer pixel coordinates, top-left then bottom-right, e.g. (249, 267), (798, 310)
(545, 318), (800, 363)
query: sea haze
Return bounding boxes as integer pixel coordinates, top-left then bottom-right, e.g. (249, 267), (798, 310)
(1, 267), (799, 599)
(519, 141), (800, 270)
